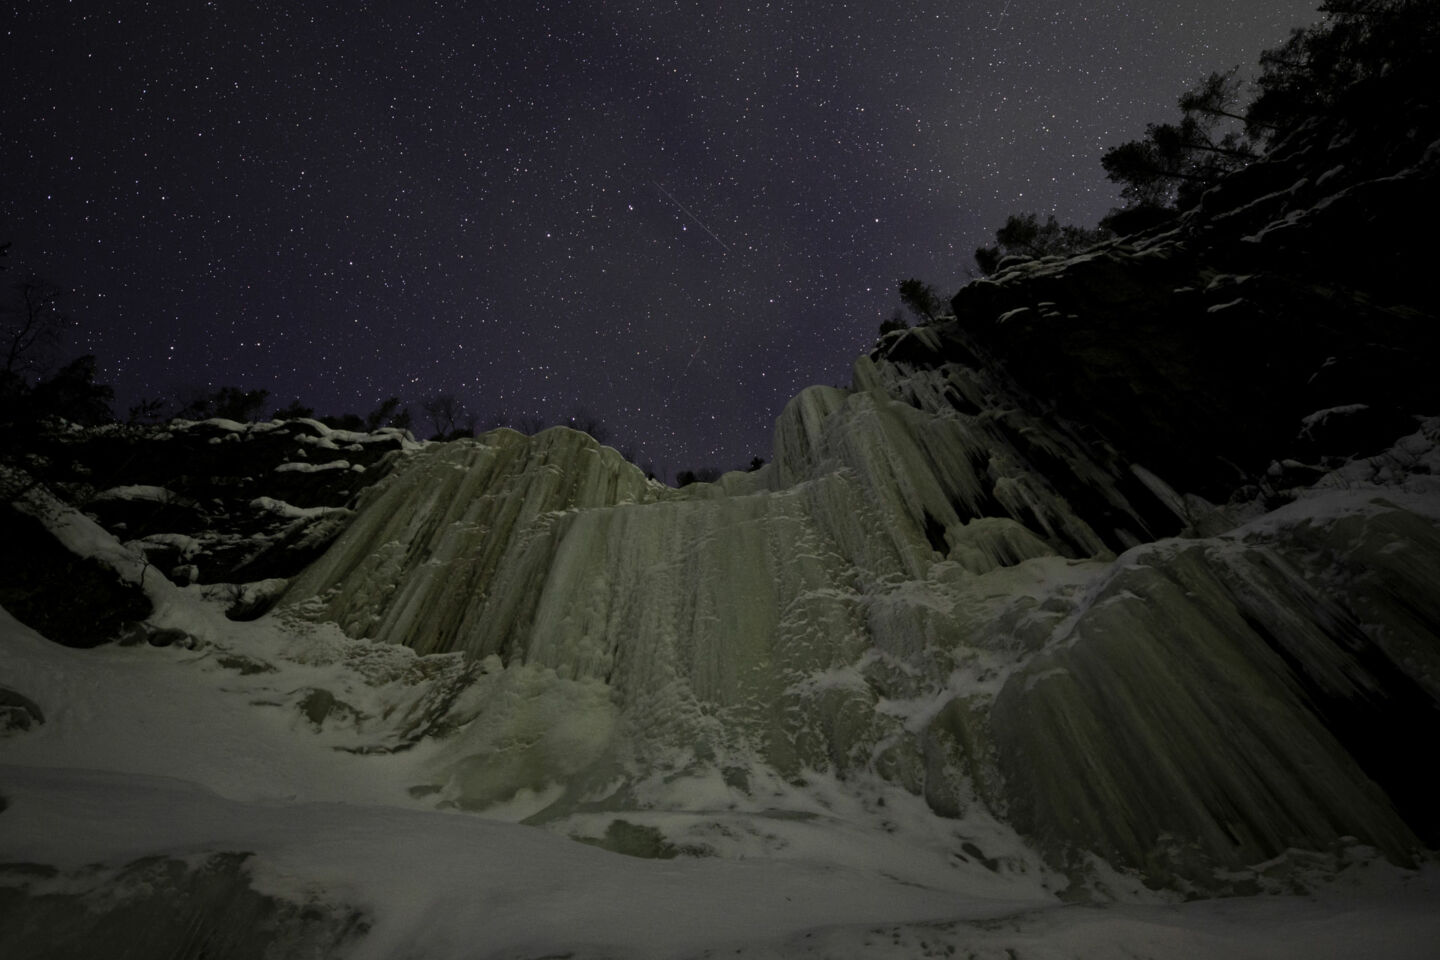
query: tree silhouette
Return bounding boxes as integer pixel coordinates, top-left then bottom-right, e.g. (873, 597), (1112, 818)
(1248, 0), (1436, 145)
(365, 396), (403, 430)
(177, 386), (269, 422)
(0, 256), (114, 466)
(29, 355), (113, 425)
(879, 309), (909, 336)
(1099, 60), (1260, 213)
(1101, 105), (1256, 210)
(127, 396), (168, 424)
(1177, 69), (1254, 129)
(1099, 1), (1436, 217)
(421, 393), (465, 439)
(3, 274), (68, 381)
(565, 407), (609, 443)
(898, 278), (941, 323)
(974, 214), (1111, 274)
(273, 399), (315, 421)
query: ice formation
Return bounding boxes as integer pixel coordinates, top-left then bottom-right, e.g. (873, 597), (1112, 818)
(281, 314), (1440, 887)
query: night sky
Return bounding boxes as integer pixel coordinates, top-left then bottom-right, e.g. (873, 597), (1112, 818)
(4, 1), (1321, 478)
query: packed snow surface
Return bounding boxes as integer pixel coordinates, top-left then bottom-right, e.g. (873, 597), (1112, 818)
(4, 594), (1438, 959)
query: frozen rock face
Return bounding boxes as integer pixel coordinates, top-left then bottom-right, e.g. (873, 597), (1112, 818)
(281, 103), (1440, 890)
(3, 417), (413, 595)
(283, 363), (1440, 890)
(994, 505), (1440, 883)
(285, 428), (655, 659)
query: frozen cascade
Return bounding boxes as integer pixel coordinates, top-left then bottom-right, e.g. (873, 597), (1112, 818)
(284, 427), (655, 657)
(281, 322), (1440, 888)
(995, 518), (1439, 883)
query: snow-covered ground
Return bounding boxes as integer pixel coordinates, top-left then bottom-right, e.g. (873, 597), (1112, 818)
(4, 576), (1439, 959)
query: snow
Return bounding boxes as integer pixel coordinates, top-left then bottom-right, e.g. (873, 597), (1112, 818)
(171, 416), (262, 432)
(276, 459), (353, 473)
(251, 495), (352, 519)
(91, 483), (187, 503)
(3, 616), (1437, 960)
(2, 767), (1055, 960)
(282, 417), (420, 450)
(131, 531), (203, 560)
(1299, 403), (1370, 436)
(1205, 297), (1246, 313)
(13, 483), (170, 600)
(0, 597), (1054, 957)
(1204, 272), (1255, 291)
(4, 520), (1435, 960)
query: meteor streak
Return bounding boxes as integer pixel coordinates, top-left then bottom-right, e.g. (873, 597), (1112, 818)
(654, 181), (732, 253)
(683, 336), (706, 372)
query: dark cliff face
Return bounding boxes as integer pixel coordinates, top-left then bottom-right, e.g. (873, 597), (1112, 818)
(931, 106), (1439, 506)
(0, 418), (411, 637)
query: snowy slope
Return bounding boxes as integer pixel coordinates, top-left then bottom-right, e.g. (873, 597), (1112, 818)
(4, 574), (1439, 959)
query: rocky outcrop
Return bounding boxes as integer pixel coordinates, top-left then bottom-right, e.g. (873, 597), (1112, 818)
(0, 686), (44, 734)
(2, 418), (414, 636)
(0, 504), (152, 648)
(0, 853), (368, 960)
(947, 100), (1438, 504)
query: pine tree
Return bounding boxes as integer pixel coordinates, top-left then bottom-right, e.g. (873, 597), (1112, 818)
(1247, 0), (1437, 145)
(1100, 86), (1257, 211)
(974, 214), (1111, 274)
(898, 278), (941, 322)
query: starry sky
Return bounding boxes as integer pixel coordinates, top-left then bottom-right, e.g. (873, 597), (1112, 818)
(4, 0), (1322, 478)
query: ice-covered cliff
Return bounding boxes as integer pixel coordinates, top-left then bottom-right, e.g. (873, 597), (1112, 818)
(261, 82), (1440, 891)
(277, 367), (1438, 892)
(277, 214), (1439, 895)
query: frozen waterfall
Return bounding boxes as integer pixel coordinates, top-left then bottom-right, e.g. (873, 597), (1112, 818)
(281, 323), (1440, 888)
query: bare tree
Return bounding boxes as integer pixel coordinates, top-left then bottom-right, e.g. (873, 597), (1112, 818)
(421, 393), (460, 438)
(4, 275), (68, 379)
